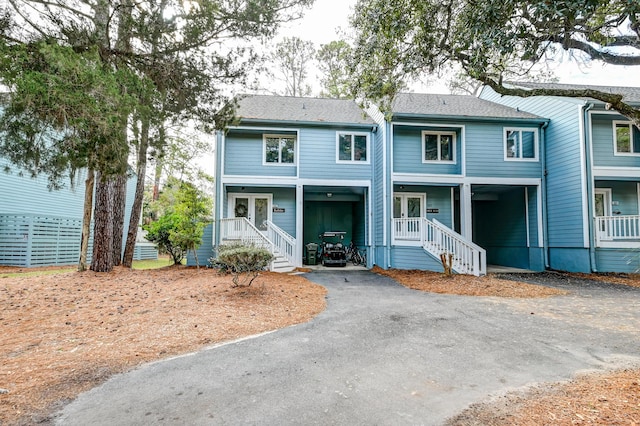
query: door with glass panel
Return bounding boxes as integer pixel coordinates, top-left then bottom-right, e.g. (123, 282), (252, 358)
(230, 194), (272, 233)
(594, 189), (611, 241)
(393, 193), (425, 240)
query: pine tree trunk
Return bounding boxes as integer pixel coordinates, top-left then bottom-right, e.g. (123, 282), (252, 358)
(112, 174), (127, 266)
(91, 172), (114, 272)
(123, 118), (150, 267)
(78, 169), (95, 272)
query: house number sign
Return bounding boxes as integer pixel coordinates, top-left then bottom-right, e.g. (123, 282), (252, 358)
(273, 207), (286, 213)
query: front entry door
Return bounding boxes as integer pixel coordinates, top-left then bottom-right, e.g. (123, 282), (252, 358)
(230, 194), (272, 232)
(594, 189), (612, 241)
(393, 193), (425, 240)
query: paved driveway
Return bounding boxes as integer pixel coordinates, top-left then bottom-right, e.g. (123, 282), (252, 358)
(55, 271), (640, 425)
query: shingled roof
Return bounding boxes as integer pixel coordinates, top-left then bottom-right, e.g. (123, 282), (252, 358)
(235, 95), (375, 125)
(392, 93), (542, 120)
(506, 82), (640, 103)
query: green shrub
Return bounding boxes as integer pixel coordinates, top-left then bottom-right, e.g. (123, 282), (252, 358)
(214, 244), (274, 287)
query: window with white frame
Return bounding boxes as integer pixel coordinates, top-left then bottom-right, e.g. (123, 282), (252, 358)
(337, 132), (368, 162)
(613, 121), (640, 155)
(264, 134), (295, 165)
(422, 131), (456, 163)
(504, 128), (538, 161)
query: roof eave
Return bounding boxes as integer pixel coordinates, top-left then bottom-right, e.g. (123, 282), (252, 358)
(391, 113), (549, 124)
(236, 118), (378, 129)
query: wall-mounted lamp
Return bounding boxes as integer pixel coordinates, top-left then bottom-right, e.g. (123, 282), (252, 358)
(400, 185), (405, 190)
(241, 187), (245, 191)
(326, 192), (333, 198)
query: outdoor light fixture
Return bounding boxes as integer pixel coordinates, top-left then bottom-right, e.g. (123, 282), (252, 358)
(326, 192), (333, 198)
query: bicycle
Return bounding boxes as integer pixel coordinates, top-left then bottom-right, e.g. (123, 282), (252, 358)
(347, 241), (366, 266)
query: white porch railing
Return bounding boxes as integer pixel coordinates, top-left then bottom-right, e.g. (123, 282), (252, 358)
(595, 215), (640, 247)
(393, 217), (486, 276)
(219, 217), (272, 249)
(265, 220), (296, 266)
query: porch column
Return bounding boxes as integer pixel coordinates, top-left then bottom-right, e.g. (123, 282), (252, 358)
(460, 183), (473, 240)
(296, 184), (303, 267)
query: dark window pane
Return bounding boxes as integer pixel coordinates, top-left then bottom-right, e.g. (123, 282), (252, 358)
(281, 138), (295, 163)
(521, 131), (535, 158)
(616, 124), (631, 153)
(506, 130), (519, 158)
(339, 134), (352, 160)
(424, 134), (438, 161)
(440, 135), (452, 160)
(265, 138), (279, 162)
(354, 135), (367, 161)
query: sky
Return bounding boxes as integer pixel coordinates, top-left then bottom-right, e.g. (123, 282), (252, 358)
(276, 0), (640, 94)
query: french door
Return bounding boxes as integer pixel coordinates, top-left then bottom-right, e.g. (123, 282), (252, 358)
(393, 193), (425, 240)
(229, 194), (272, 232)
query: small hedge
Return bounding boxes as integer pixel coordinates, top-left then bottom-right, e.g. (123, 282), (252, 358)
(212, 243), (274, 287)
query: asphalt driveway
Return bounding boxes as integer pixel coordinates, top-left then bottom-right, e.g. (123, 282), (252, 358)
(55, 270), (640, 425)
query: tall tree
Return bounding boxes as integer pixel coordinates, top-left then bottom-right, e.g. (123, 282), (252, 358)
(0, 0), (315, 271)
(317, 40), (353, 99)
(349, 0), (640, 126)
(271, 36), (316, 96)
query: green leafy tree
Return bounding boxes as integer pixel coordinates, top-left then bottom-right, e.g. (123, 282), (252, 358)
(317, 40), (353, 99)
(271, 36), (316, 96)
(145, 178), (212, 267)
(349, 0), (640, 126)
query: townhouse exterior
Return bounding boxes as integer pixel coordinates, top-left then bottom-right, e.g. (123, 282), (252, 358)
(480, 82), (640, 273)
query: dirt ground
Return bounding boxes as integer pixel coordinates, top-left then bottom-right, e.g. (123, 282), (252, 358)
(1, 265), (639, 425)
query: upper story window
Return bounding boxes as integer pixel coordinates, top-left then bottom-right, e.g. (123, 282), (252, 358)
(504, 128), (538, 161)
(613, 121), (640, 156)
(422, 131), (456, 163)
(337, 132), (369, 163)
(264, 134), (295, 165)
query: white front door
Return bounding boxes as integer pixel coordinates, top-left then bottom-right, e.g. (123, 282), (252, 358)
(393, 193), (426, 240)
(229, 194), (272, 232)
(594, 188), (612, 241)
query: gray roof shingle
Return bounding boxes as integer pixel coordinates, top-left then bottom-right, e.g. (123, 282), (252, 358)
(392, 93), (542, 120)
(235, 95), (375, 125)
(506, 82), (640, 103)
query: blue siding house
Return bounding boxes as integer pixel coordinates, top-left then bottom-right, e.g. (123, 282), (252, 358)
(379, 94), (548, 274)
(212, 95), (377, 271)
(480, 82), (640, 273)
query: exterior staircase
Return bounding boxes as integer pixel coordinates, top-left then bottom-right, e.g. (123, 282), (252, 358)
(219, 218), (296, 273)
(393, 217), (486, 276)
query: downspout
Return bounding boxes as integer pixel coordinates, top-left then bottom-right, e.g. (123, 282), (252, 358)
(540, 120), (550, 269)
(582, 102), (597, 272)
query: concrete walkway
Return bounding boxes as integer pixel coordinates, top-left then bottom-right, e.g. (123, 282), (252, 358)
(55, 270), (640, 425)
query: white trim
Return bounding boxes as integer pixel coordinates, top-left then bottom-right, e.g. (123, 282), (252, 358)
(592, 166), (640, 178)
(421, 130), (457, 164)
(335, 131), (371, 164)
(578, 104), (590, 248)
(537, 186), (544, 248)
(597, 241), (640, 248)
(525, 187), (530, 247)
(296, 184), (303, 266)
(450, 187), (455, 232)
(637, 183), (640, 214)
(503, 127), (539, 162)
(262, 134), (297, 166)
(612, 120), (640, 156)
(594, 188), (612, 217)
(392, 174), (541, 186)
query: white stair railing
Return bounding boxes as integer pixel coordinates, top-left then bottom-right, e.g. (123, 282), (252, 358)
(595, 215), (640, 246)
(265, 220), (296, 266)
(390, 217), (486, 276)
(219, 218), (272, 249)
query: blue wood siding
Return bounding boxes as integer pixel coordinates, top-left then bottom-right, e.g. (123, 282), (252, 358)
(480, 87), (587, 248)
(592, 115), (640, 168)
(187, 223), (214, 267)
(465, 123), (542, 178)
(224, 131), (296, 177)
(393, 125), (461, 175)
(391, 246), (443, 272)
(548, 248), (591, 272)
(595, 181), (639, 215)
(595, 248), (640, 273)
(372, 118), (387, 267)
(298, 128), (373, 180)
